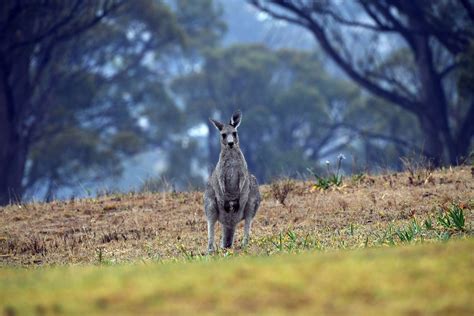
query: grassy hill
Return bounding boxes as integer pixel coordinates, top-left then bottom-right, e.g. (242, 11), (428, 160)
(1, 166), (472, 265)
(0, 166), (473, 314)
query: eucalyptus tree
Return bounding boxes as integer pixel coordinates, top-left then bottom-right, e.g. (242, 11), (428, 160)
(0, 0), (224, 204)
(173, 45), (370, 181)
(250, 0), (474, 165)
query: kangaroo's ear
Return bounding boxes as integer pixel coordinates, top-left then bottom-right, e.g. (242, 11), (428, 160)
(230, 110), (242, 128)
(209, 118), (224, 131)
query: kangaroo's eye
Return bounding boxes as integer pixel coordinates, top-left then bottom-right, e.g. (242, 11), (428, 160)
(232, 132), (237, 137)
(222, 133), (226, 139)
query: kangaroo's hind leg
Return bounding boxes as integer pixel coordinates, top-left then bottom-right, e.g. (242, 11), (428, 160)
(242, 175), (261, 247)
(242, 201), (257, 247)
(204, 185), (218, 253)
(242, 217), (252, 247)
(207, 218), (217, 253)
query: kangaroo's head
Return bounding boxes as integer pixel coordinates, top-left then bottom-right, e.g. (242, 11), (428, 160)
(209, 110), (242, 149)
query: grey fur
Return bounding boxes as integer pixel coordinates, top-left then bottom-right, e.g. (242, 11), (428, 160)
(204, 110), (260, 253)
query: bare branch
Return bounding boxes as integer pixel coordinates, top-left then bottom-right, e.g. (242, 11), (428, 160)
(250, 0), (308, 28)
(318, 141), (352, 159)
(363, 1), (416, 51)
(364, 70), (417, 99)
(440, 62), (463, 78)
(390, 1), (470, 55)
(459, 0), (474, 22)
(339, 123), (424, 154)
(311, 6), (395, 32)
(10, 1), (124, 50)
(253, 0), (421, 114)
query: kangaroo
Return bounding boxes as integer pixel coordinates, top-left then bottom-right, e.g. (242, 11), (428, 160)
(204, 110), (261, 253)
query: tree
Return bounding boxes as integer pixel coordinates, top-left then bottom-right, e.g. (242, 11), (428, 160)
(0, 0), (224, 204)
(173, 45), (381, 182)
(0, 1), (123, 204)
(250, 0), (474, 165)
(341, 96), (423, 169)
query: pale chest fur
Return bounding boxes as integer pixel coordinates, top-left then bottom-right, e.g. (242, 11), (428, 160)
(223, 159), (242, 196)
(216, 148), (247, 200)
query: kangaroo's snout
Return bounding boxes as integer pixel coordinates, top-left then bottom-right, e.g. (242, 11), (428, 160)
(227, 134), (235, 147)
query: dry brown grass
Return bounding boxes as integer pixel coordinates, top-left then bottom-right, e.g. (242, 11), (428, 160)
(0, 166), (473, 266)
(269, 178), (296, 205)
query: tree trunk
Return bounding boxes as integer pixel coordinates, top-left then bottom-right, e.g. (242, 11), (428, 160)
(0, 89), (28, 205)
(0, 48), (32, 205)
(406, 1), (474, 165)
(409, 14), (451, 166)
(417, 115), (444, 166)
(0, 136), (27, 205)
(453, 100), (474, 162)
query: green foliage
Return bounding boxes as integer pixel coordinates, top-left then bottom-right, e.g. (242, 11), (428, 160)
(437, 204), (466, 232)
(312, 176), (332, 190)
(252, 1), (474, 166)
(172, 45), (365, 182)
(423, 217), (434, 230)
(23, 0), (225, 199)
(174, 0), (226, 50)
(374, 225), (396, 246)
(351, 173), (365, 184)
(262, 231), (320, 254)
(396, 219), (423, 243)
(390, 204), (468, 244)
(177, 244), (202, 261)
(435, 231), (452, 242)
(312, 174), (343, 190)
(308, 154), (345, 190)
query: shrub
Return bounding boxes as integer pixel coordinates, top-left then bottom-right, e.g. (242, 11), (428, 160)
(309, 154), (345, 191)
(270, 178), (295, 205)
(437, 204), (465, 232)
(400, 155), (434, 185)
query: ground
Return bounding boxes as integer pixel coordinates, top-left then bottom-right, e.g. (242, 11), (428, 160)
(0, 166), (472, 265)
(0, 166), (473, 314)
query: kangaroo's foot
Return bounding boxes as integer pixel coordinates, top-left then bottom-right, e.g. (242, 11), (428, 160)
(208, 243), (215, 254)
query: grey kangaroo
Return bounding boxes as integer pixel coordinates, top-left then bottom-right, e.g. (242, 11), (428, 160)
(204, 110), (261, 253)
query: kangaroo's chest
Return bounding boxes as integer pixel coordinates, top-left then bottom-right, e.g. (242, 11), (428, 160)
(223, 161), (242, 195)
